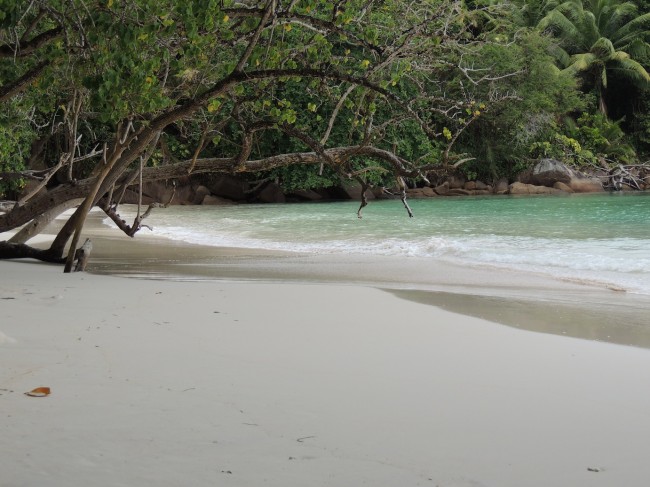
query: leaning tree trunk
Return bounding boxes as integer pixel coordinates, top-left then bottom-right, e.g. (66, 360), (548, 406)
(62, 142), (125, 272)
(8, 198), (83, 244)
(0, 241), (65, 263)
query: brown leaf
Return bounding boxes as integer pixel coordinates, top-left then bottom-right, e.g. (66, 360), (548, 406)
(25, 387), (51, 397)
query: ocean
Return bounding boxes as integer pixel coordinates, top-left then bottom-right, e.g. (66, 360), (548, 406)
(106, 192), (650, 296)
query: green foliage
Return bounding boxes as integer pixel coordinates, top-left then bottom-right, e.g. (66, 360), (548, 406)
(528, 112), (638, 168)
(622, 85), (650, 157)
(529, 134), (586, 166)
(265, 165), (340, 192)
(2, 0), (648, 207)
(568, 112), (638, 162)
(0, 101), (33, 197)
(537, 0), (650, 115)
(0, 0), (19, 27)
(452, 29), (584, 180)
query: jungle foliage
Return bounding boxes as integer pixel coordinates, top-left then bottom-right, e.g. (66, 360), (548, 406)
(0, 0), (649, 267)
(1, 0), (648, 197)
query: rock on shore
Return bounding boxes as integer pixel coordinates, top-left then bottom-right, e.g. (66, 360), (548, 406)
(110, 158), (621, 206)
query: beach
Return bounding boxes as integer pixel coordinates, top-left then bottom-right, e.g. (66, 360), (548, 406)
(2, 217), (650, 487)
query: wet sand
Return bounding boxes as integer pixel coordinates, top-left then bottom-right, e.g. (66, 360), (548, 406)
(81, 210), (650, 349)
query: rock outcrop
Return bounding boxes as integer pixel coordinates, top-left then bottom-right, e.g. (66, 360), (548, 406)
(508, 182), (565, 195)
(287, 189), (324, 201)
(521, 159), (603, 193)
(258, 182), (286, 203)
(553, 181), (573, 192)
(464, 180), (489, 191)
(434, 181), (449, 195)
(339, 179), (377, 201)
(568, 174), (604, 193)
(447, 175), (466, 189)
(104, 157), (622, 209)
(202, 175), (249, 201)
(201, 194), (236, 205)
(494, 178), (509, 194)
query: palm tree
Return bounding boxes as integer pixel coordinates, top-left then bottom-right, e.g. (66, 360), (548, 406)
(512, 0), (563, 27)
(538, 0), (650, 116)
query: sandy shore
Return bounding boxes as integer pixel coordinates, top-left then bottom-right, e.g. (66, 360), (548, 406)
(2, 236), (650, 486)
(77, 209), (650, 349)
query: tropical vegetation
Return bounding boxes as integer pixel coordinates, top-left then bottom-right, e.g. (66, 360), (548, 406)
(537, 0), (650, 116)
(0, 0), (649, 268)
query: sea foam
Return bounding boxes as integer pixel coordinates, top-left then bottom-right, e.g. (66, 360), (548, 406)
(102, 195), (650, 295)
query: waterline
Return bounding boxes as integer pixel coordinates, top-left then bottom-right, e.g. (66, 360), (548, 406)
(103, 193), (650, 295)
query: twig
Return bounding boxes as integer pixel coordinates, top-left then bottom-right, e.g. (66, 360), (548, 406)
(296, 436), (316, 443)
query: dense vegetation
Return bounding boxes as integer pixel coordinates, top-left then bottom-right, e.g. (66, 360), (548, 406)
(0, 0), (649, 267)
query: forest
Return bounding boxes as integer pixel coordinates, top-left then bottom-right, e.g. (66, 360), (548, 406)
(1, 0), (649, 268)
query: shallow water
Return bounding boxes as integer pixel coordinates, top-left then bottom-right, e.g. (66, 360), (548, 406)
(108, 193), (650, 295)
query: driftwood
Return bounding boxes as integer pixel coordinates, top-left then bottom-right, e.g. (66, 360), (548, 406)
(71, 238), (92, 272)
(0, 241), (65, 263)
(604, 164), (649, 191)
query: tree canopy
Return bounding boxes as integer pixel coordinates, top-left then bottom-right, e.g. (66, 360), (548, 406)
(538, 0), (650, 115)
(1, 0), (649, 270)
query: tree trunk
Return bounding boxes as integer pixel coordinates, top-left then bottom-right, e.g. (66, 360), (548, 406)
(72, 238), (93, 272)
(63, 143), (125, 272)
(0, 178), (95, 233)
(8, 198), (83, 244)
(599, 92), (608, 117)
(0, 241), (65, 263)
(596, 76), (608, 117)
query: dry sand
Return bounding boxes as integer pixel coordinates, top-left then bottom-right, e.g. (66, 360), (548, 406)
(2, 217), (650, 486)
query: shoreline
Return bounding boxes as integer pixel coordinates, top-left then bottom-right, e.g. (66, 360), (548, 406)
(76, 210), (650, 349)
(4, 207), (647, 348)
(2, 207), (649, 349)
(3, 214), (650, 486)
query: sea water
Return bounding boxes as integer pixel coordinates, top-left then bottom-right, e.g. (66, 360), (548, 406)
(108, 193), (650, 295)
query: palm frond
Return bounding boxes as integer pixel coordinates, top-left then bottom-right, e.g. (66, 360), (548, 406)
(626, 38), (650, 62)
(613, 12), (650, 47)
(565, 52), (597, 73)
(610, 50), (630, 61)
(581, 11), (601, 46)
(538, 10), (586, 51)
(542, 0), (565, 14)
(609, 57), (650, 87)
(601, 1), (638, 38)
(554, 0), (585, 24)
(590, 37), (615, 59)
(548, 43), (573, 67)
(515, 0), (564, 27)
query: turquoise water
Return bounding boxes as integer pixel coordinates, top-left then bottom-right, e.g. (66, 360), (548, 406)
(111, 193), (650, 294)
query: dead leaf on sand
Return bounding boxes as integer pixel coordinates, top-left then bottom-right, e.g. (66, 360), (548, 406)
(25, 387), (51, 397)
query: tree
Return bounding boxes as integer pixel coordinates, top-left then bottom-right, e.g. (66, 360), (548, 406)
(0, 0), (521, 269)
(538, 0), (650, 116)
(452, 29), (584, 181)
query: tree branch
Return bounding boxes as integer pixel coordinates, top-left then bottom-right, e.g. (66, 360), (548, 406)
(0, 61), (49, 102)
(0, 27), (63, 58)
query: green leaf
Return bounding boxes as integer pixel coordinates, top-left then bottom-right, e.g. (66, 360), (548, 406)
(207, 99), (221, 113)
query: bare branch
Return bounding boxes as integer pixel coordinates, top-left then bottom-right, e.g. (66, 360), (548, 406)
(234, 0), (277, 73)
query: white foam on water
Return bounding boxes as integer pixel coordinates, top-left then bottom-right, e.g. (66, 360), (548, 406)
(102, 196), (650, 295)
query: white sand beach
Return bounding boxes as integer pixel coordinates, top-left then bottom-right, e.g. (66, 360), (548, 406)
(2, 248), (650, 486)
